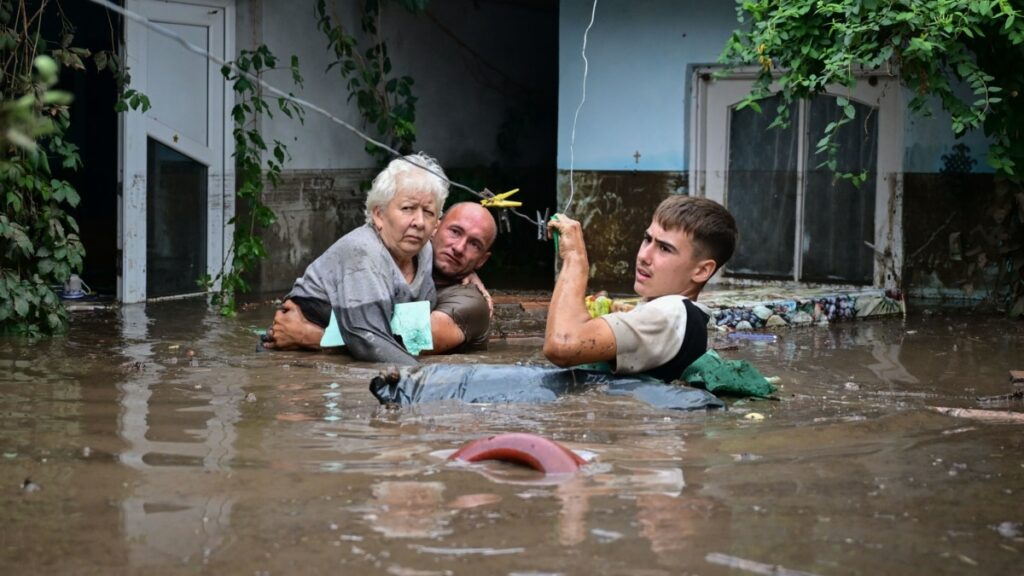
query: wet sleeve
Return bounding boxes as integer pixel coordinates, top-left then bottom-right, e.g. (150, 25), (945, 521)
(325, 245), (418, 365)
(600, 296), (688, 374)
(434, 285), (490, 347)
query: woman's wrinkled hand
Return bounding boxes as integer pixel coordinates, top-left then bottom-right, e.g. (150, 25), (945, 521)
(264, 299), (324, 350)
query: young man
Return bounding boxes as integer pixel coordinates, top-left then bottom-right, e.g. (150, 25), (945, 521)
(544, 196), (737, 382)
(265, 202), (496, 355)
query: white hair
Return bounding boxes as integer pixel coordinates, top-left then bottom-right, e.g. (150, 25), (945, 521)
(364, 153), (449, 224)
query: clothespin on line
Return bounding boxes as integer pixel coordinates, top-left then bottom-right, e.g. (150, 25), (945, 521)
(479, 188), (522, 208)
(536, 208), (551, 240)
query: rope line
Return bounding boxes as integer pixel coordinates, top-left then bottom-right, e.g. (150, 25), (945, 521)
(565, 0), (598, 216)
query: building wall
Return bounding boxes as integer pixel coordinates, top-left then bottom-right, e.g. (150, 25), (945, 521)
(234, 0), (558, 293)
(557, 0), (735, 173)
(557, 0), (1001, 298)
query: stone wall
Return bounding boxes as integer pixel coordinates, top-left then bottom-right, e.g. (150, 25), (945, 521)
(244, 169), (374, 296)
(902, 172), (1019, 309)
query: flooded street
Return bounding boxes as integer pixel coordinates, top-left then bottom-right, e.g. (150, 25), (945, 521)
(1, 300), (1022, 575)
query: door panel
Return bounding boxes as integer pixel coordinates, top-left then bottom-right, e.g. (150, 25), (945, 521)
(146, 138), (208, 298)
(725, 94), (798, 278)
(802, 97), (878, 283)
(121, 0), (231, 303)
(146, 22), (209, 147)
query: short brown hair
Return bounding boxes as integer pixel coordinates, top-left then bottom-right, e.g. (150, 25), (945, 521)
(653, 195), (737, 269)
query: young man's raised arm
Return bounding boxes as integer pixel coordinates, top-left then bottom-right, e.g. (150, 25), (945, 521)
(543, 214), (618, 367)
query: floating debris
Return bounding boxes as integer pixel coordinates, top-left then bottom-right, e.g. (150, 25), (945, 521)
(996, 521), (1023, 540)
(929, 406), (1024, 424)
(706, 552), (820, 576)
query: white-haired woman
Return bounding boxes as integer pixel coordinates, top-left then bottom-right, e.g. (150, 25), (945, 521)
(265, 153), (448, 364)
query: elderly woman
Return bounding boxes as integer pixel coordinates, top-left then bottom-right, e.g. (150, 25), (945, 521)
(264, 153), (448, 364)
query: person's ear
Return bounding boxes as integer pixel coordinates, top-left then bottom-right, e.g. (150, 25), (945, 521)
(371, 206), (385, 231)
(691, 258), (718, 284)
(474, 250), (492, 271)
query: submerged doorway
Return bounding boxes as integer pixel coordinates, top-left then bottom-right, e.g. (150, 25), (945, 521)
(120, 0), (234, 302)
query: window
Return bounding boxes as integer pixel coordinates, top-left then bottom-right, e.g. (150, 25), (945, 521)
(690, 70), (902, 287)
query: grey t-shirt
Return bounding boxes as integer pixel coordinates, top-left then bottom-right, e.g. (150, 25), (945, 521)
(288, 223), (436, 364)
(434, 282), (490, 351)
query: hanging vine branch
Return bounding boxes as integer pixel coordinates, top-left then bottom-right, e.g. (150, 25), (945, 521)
(200, 45), (304, 316)
(315, 0), (427, 168)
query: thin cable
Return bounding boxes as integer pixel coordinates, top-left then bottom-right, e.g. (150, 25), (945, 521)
(86, 0), (544, 227)
(565, 0), (597, 216)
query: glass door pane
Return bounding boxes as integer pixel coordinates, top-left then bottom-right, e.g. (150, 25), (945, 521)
(725, 95), (799, 278)
(146, 138), (207, 298)
(802, 96), (878, 283)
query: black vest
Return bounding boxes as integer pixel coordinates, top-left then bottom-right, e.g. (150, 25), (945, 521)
(643, 299), (709, 383)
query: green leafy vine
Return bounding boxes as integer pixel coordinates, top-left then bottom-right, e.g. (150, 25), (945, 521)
(315, 0), (427, 167)
(200, 45), (304, 315)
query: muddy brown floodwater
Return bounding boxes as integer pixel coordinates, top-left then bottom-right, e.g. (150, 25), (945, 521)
(1, 300), (1022, 575)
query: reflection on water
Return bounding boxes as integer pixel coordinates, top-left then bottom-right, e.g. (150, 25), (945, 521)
(364, 481), (453, 538)
(0, 301), (1022, 574)
(117, 303), (242, 567)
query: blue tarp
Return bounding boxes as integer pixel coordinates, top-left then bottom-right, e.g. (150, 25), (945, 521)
(370, 364), (725, 411)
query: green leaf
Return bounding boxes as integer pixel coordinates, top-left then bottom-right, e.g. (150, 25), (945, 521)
(13, 295), (28, 318)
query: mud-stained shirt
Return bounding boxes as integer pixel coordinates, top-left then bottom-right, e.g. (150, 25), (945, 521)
(287, 223), (436, 365)
(433, 283), (490, 352)
(599, 295), (710, 382)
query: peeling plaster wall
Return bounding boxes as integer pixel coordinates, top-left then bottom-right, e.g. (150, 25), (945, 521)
(556, 170), (687, 293)
(244, 0), (556, 170)
(244, 169), (374, 295)
(902, 173), (1010, 308)
(902, 89), (993, 174)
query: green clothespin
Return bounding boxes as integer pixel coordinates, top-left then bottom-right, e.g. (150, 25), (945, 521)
(549, 214), (559, 253)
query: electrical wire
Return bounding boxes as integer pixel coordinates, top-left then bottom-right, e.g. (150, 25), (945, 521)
(565, 0), (597, 217)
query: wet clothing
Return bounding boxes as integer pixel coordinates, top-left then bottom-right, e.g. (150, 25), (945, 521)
(434, 282), (490, 352)
(287, 223), (435, 365)
(290, 296), (332, 329)
(600, 295), (710, 382)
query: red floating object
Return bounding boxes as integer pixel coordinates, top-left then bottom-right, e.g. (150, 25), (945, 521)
(448, 432), (585, 474)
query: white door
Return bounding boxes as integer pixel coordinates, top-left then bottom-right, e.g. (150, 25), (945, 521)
(120, 0), (234, 302)
(690, 69), (903, 288)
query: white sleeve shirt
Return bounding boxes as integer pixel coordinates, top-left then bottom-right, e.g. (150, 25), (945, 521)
(599, 295), (692, 375)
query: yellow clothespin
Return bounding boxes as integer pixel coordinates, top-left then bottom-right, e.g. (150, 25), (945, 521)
(480, 188), (522, 208)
